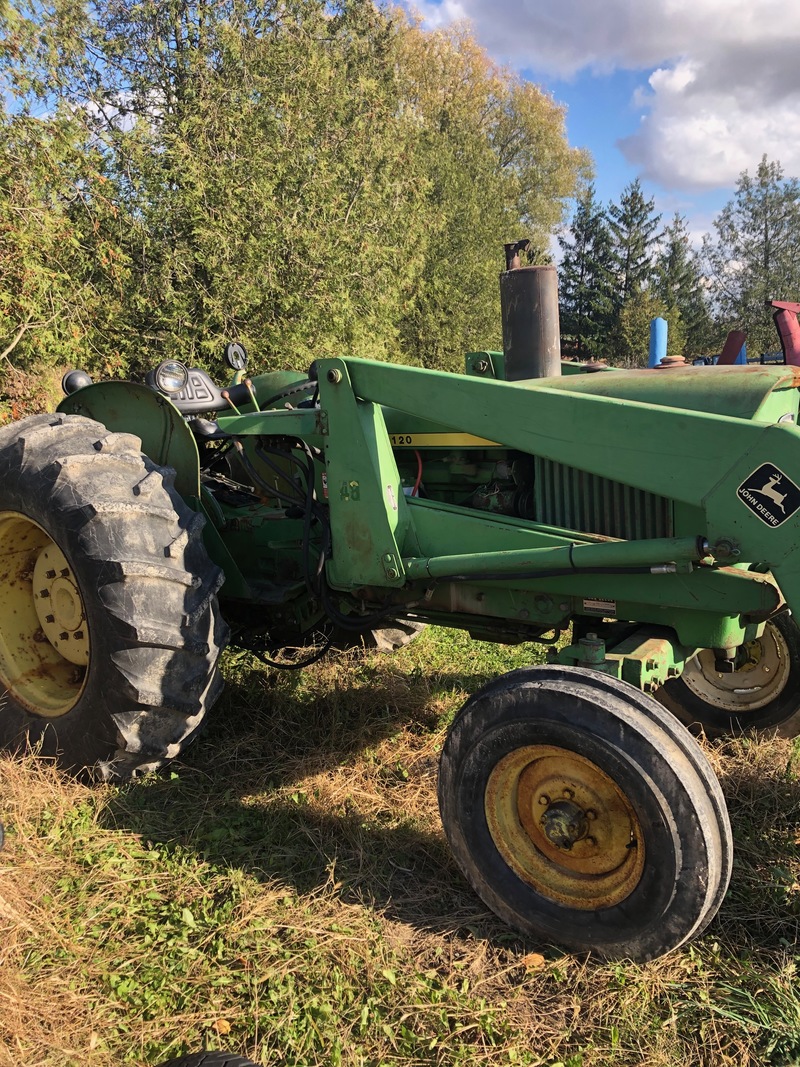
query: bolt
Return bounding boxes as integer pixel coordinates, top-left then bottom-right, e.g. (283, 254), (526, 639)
(585, 809), (596, 820)
(475, 359), (489, 373)
(563, 788), (574, 799)
(38, 589), (49, 598)
(75, 630), (84, 640)
(538, 794), (550, 806)
(713, 538), (739, 559)
(385, 568), (398, 580)
(45, 614), (55, 624)
(559, 603), (569, 612)
(586, 836), (597, 847)
(60, 568), (69, 577)
(59, 632), (69, 641)
(326, 368), (342, 384)
(46, 569), (56, 579)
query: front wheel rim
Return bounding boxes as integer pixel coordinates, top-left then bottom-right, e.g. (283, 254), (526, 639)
(681, 623), (790, 713)
(0, 512), (89, 717)
(485, 744), (645, 910)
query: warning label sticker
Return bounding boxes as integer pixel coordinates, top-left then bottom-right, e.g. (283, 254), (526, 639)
(737, 464), (800, 527)
(583, 598), (616, 615)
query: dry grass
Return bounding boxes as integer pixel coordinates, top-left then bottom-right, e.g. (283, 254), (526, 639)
(3, 629), (800, 1066)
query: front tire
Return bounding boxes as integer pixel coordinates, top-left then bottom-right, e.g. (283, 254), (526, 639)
(0, 413), (228, 779)
(438, 665), (731, 961)
(657, 614), (800, 738)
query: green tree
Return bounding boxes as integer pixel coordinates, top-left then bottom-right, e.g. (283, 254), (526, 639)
(558, 184), (614, 358)
(654, 213), (714, 355)
(395, 19), (589, 370)
(703, 156), (800, 354)
(0, 0), (589, 383)
(0, 111), (127, 375)
(610, 290), (684, 367)
(607, 179), (661, 308)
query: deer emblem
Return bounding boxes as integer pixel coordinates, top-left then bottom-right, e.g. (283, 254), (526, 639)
(754, 472), (788, 513)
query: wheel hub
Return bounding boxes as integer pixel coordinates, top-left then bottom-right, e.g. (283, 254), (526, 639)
(485, 744), (645, 910)
(682, 622), (790, 712)
(0, 512), (88, 717)
(32, 543), (88, 666)
(539, 799), (590, 850)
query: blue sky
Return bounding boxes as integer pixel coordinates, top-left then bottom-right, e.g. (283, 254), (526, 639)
(405, 0), (800, 247)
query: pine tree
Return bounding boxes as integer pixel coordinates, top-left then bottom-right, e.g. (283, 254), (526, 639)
(558, 184), (615, 358)
(654, 213), (713, 355)
(704, 156), (800, 354)
(607, 179), (661, 307)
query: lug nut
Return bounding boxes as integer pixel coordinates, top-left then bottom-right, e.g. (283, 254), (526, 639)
(39, 589), (50, 598)
(59, 632), (69, 640)
(46, 569), (56, 579)
(538, 794), (550, 806)
(563, 788), (574, 799)
(45, 614), (55, 623)
(585, 809), (596, 821)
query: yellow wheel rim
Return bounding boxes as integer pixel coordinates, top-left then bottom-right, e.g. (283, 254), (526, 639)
(682, 623), (790, 713)
(0, 512), (89, 717)
(485, 744), (645, 910)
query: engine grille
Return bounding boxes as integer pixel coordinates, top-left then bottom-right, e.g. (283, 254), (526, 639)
(534, 457), (673, 540)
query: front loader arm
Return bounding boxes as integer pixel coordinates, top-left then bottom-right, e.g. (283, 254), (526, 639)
(315, 357), (800, 619)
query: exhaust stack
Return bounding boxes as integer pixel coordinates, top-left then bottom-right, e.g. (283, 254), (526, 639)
(500, 241), (561, 380)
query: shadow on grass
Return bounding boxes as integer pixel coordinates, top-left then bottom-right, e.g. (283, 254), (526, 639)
(100, 664), (510, 942)
(101, 658), (800, 953)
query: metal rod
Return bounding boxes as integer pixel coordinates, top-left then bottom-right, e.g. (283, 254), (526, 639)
(403, 535), (708, 581)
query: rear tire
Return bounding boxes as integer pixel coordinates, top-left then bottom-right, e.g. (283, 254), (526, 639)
(0, 413), (228, 779)
(438, 665), (731, 961)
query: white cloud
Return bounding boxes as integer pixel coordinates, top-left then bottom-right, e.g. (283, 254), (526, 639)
(406, 0), (800, 190)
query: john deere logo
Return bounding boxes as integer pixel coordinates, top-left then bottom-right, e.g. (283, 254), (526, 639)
(737, 464), (800, 527)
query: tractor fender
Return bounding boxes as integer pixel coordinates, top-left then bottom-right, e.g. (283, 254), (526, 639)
(58, 380), (200, 499)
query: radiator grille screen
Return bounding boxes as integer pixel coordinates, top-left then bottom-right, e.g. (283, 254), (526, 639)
(534, 457), (673, 540)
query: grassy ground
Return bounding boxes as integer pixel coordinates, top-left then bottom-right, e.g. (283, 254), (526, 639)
(2, 626), (800, 1067)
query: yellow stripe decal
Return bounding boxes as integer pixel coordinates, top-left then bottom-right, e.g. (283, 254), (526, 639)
(389, 432), (500, 447)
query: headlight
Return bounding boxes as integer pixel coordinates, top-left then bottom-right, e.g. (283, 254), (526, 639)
(61, 369), (93, 395)
(154, 360), (189, 394)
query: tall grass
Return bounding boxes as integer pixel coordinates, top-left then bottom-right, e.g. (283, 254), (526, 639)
(2, 628), (800, 1066)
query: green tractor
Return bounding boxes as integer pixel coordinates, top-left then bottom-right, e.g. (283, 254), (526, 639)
(3, 259), (800, 961)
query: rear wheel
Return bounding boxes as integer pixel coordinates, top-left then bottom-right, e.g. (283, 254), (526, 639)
(0, 413), (228, 779)
(438, 665), (731, 961)
(657, 614), (800, 738)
